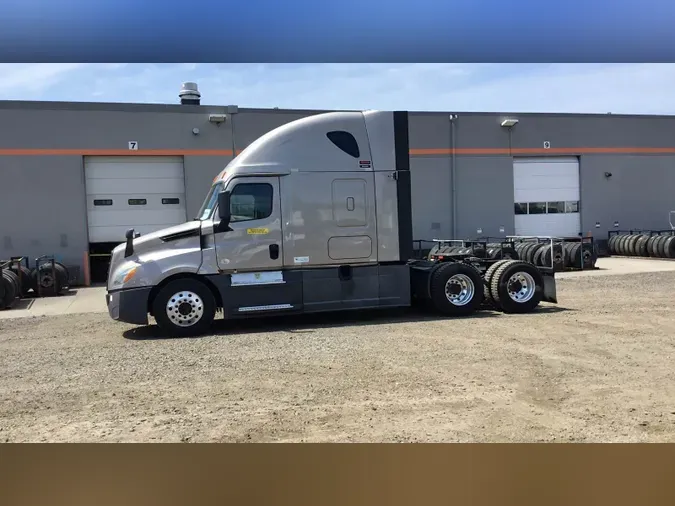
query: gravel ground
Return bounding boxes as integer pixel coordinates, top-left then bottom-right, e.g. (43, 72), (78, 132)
(1, 271), (675, 443)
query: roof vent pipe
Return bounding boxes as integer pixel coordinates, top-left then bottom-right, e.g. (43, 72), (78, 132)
(179, 82), (201, 105)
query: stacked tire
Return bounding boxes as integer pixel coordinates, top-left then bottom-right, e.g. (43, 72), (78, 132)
(608, 233), (675, 259)
(514, 241), (597, 271)
(428, 244), (487, 259)
(484, 243), (519, 261)
(0, 268), (21, 309)
(0, 260), (70, 309)
(31, 262), (70, 296)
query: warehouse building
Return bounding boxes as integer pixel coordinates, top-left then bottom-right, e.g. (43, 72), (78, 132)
(1, 83), (674, 284)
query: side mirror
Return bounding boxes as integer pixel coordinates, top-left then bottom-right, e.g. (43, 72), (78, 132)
(217, 191), (231, 225)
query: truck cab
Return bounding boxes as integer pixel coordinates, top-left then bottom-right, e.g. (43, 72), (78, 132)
(106, 110), (557, 336)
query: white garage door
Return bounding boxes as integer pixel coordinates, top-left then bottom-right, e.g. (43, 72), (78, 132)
(513, 157), (581, 238)
(85, 156), (187, 243)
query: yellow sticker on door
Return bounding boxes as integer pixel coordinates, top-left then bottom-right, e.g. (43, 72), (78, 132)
(247, 228), (269, 235)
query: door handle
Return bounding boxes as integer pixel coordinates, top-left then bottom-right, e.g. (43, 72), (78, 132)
(269, 244), (279, 260)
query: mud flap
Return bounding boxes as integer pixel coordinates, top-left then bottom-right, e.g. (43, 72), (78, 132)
(541, 270), (558, 304)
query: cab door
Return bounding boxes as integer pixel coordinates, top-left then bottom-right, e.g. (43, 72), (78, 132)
(214, 176), (283, 272)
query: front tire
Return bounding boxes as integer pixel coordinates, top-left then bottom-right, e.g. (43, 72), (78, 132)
(152, 279), (216, 337)
(429, 262), (484, 316)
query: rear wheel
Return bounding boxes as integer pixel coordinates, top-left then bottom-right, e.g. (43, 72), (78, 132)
(490, 260), (544, 313)
(152, 278), (216, 337)
(429, 262), (484, 316)
(483, 259), (511, 304)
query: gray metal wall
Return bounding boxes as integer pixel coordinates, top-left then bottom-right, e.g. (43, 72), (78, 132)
(2, 99), (675, 282)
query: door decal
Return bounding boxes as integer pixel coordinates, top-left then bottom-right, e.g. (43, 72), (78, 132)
(246, 227), (269, 235)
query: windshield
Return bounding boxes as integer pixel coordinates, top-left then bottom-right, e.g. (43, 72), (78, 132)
(196, 182), (223, 220)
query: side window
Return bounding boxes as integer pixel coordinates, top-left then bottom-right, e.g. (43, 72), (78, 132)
(229, 183), (273, 222)
(514, 203), (528, 215)
(326, 131), (360, 158)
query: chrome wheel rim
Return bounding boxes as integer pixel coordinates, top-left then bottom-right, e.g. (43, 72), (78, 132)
(507, 272), (536, 303)
(166, 291), (204, 327)
(444, 274), (475, 306)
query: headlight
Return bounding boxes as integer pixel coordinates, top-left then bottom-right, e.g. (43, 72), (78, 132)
(111, 263), (139, 288)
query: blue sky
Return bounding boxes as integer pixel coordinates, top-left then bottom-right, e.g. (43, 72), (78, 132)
(1, 63), (675, 114)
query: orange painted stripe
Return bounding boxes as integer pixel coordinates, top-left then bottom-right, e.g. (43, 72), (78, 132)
(1, 147), (675, 156)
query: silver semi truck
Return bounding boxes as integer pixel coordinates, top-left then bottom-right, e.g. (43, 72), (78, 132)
(106, 110), (557, 337)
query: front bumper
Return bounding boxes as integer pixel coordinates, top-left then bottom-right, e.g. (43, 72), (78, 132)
(106, 286), (153, 325)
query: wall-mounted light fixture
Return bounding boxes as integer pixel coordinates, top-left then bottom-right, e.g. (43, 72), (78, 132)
(209, 114), (227, 124)
(500, 118), (519, 128)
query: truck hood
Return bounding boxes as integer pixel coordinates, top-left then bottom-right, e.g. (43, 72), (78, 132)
(108, 221), (203, 290)
(111, 221), (202, 257)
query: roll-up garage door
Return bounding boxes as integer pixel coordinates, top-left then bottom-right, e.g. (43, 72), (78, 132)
(85, 156), (187, 243)
(513, 157), (581, 238)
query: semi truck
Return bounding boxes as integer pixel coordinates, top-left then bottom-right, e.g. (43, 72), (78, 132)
(105, 110), (558, 337)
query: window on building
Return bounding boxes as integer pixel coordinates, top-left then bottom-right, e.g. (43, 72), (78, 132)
(93, 199), (113, 206)
(565, 201), (580, 213)
(230, 183), (273, 222)
(128, 199), (147, 206)
(162, 198), (180, 205)
(514, 203), (528, 215)
(528, 202), (547, 214)
(547, 201), (565, 214)
(326, 131), (360, 158)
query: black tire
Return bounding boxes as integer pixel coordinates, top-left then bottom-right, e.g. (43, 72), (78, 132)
(540, 243), (565, 271)
(0, 275), (5, 309)
(429, 262), (484, 317)
(3, 270), (20, 299)
(581, 243), (597, 269)
(523, 243), (538, 264)
(627, 235), (639, 256)
(636, 235), (649, 257)
(504, 246), (519, 260)
(608, 235), (618, 255)
(568, 243), (582, 267)
(650, 236), (662, 257)
(663, 236), (675, 259)
(428, 244), (441, 258)
(620, 235), (631, 256)
(656, 235), (668, 258)
(9, 264), (33, 297)
(484, 259), (511, 303)
(1, 271), (17, 309)
(535, 244), (547, 267)
(152, 278), (217, 337)
(646, 236), (658, 257)
(490, 260), (544, 313)
(31, 264), (62, 296)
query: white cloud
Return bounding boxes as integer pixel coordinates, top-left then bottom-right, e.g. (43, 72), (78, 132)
(0, 63), (674, 115)
(0, 63), (86, 96)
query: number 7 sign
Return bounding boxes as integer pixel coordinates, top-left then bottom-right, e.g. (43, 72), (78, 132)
(128, 141), (138, 150)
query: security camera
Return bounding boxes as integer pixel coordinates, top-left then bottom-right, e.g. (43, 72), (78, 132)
(604, 172), (612, 178)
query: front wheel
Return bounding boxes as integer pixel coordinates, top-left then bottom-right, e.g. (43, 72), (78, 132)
(152, 279), (216, 337)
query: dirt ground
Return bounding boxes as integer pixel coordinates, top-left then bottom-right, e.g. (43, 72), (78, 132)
(1, 270), (675, 443)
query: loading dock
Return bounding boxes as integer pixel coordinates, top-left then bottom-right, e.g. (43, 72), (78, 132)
(513, 157), (581, 237)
